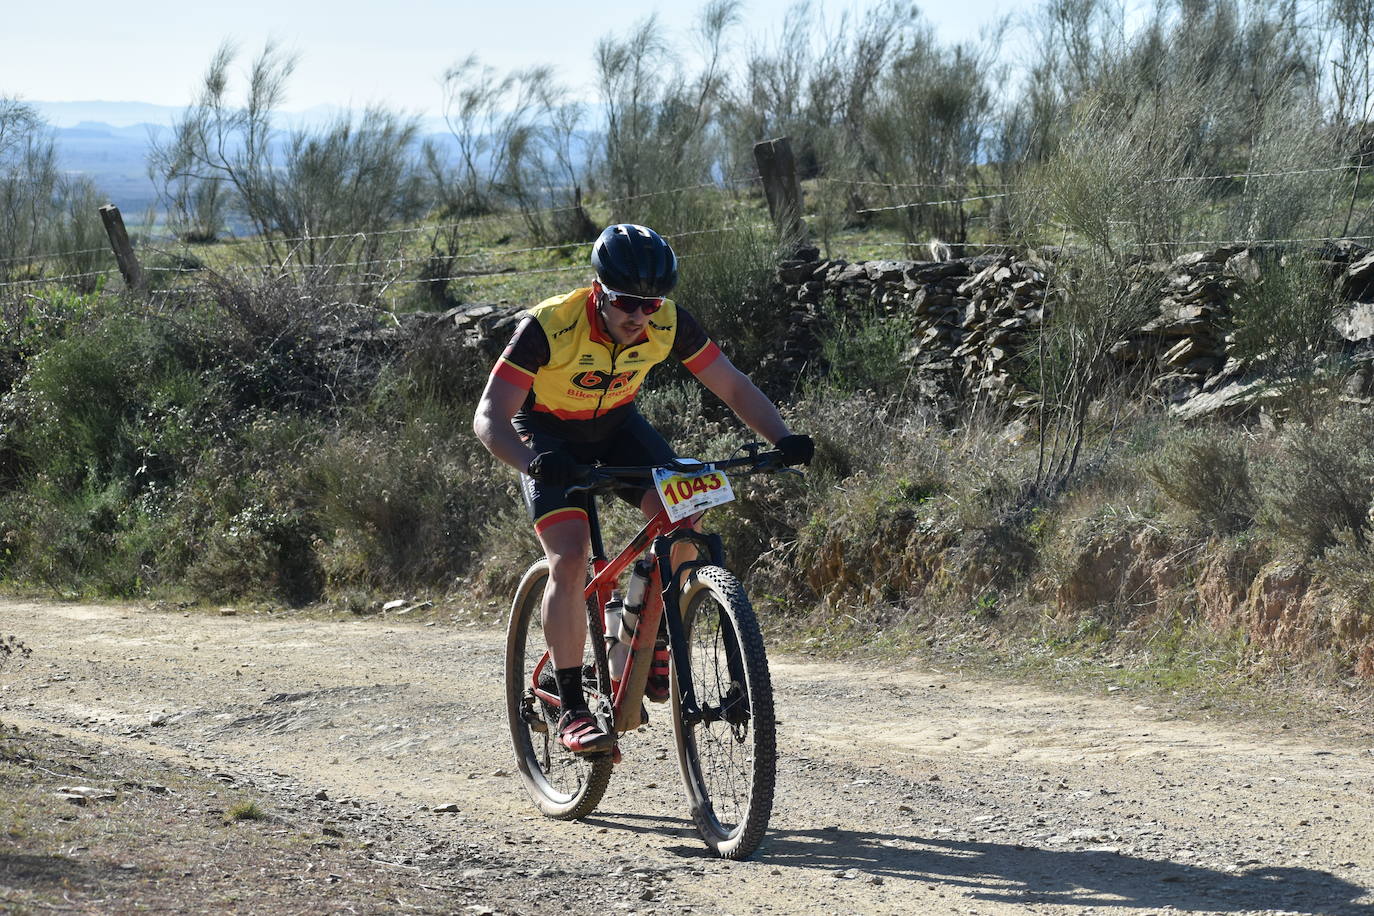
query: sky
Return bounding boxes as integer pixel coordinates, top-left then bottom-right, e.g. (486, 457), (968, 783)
(1, 0), (1016, 123)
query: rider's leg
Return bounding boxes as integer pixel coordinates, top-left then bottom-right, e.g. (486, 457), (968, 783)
(537, 512), (615, 753)
(536, 513), (591, 671)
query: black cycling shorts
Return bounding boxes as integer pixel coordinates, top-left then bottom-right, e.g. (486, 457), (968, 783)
(516, 412), (676, 535)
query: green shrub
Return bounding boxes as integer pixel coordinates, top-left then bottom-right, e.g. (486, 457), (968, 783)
(1229, 256), (1344, 378)
(15, 314), (216, 490)
(1256, 409), (1374, 555)
(813, 306), (915, 400)
(1148, 431), (1257, 535)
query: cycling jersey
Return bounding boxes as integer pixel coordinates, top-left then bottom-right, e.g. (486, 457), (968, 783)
(492, 287), (723, 443)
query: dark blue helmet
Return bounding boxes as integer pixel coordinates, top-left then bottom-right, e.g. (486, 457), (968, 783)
(591, 224), (678, 297)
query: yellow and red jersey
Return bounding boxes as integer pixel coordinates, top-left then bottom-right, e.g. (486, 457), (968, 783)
(492, 286), (722, 442)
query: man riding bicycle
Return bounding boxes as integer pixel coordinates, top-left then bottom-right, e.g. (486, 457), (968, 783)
(473, 224), (812, 755)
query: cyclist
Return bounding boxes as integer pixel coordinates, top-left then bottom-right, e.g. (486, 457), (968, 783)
(473, 223), (813, 754)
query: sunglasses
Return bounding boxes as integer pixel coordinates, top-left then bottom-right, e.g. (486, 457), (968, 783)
(600, 285), (665, 316)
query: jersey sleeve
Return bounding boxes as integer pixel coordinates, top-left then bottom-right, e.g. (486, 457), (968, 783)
(672, 305), (723, 375)
(491, 315), (549, 389)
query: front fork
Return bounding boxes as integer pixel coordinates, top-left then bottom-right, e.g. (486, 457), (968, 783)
(655, 529), (725, 727)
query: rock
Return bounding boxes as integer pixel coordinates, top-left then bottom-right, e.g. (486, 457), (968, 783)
(218, 607), (237, 616)
(58, 786), (116, 803)
(1317, 239), (1370, 264)
(1170, 377), (1280, 420)
(1335, 303), (1374, 342)
(1343, 251), (1374, 299)
(1224, 250), (1263, 283)
(432, 803), (460, 813)
(776, 260), (815, 284)
(865, 260), (908, 284)
(827, 262), (867, 284)
(1159, 337), (1214, 369)
(1109, 337), (1158, 362)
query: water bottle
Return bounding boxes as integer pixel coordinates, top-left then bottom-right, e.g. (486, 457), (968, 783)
(604, 591), (631, 681)
(624, 559), (653, 614)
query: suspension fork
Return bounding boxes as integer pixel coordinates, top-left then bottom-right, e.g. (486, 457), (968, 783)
(655, 529), (724, 727)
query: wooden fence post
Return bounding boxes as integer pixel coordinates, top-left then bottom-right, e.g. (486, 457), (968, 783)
(753, 137), (806, 247)
(98, 204), (144, 291)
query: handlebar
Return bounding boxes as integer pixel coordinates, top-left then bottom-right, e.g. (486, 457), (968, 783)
(564, 442), (801, 495)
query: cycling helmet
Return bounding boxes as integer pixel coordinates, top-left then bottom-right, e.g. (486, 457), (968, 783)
(590, 224), (678, 297)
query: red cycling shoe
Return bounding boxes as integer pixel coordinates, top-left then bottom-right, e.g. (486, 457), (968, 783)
(557, 710), (615, 755)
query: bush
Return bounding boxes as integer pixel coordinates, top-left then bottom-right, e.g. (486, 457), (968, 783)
(1255, 408), (1374, 555)
(1229, 255), (1344, 378)
(813, 305), (914, 400)
(1148, 431), (1257, 535)
(14, 311), (218, 491)
(304, 416), (500, 592)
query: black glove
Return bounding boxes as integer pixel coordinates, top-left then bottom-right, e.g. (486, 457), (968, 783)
(775, 434), (814, 466)
(526, 450), (582, 485)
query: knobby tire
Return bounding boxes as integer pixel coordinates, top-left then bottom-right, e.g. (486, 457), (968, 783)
(670, 565), (777, 859)
(505, 559), (613, 819)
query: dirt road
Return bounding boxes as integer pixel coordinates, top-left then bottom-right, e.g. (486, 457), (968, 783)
(2, 599), (1373, 915)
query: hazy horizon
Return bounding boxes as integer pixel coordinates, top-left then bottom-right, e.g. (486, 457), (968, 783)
(4, 1), (1011, 122)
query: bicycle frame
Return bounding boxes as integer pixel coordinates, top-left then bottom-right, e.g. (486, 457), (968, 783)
(527, 494), (728, 740)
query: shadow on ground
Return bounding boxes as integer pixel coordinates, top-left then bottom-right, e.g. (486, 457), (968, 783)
(585, 814), (1369, 915)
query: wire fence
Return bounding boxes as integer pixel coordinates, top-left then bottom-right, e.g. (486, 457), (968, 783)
(3, 159), (1373, 293)
(5, 160), (1366, 273)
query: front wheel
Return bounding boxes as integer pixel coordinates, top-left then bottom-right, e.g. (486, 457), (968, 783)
(505, 559), (613, 819)
(670, 565), (776, 859)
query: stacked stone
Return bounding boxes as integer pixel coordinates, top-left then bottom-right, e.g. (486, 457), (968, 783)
(769, 246), (828, 377)
(892, 259), (973, 403)
(1109, 249), (1247, 403)
(430, 302), (524, 360)
(770, 248), (977, 399)
(946, 256), (1048, 403)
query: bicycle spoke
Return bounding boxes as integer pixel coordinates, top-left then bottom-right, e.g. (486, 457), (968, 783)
(671, 566), (775, 859)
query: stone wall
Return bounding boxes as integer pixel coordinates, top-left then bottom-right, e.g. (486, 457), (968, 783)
(769, 242), (1374, 418)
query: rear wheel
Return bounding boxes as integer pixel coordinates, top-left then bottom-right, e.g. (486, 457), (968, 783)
(505, 560), (613, 819)
(670, 565), (776, 859)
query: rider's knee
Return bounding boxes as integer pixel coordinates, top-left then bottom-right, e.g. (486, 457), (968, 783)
(546, 541), (590, 582)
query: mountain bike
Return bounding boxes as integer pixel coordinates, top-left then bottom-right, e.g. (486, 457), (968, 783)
(505, 443), (796, 860)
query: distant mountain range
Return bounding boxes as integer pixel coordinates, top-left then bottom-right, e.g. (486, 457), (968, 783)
(51, 120), (170, 220)
(32, 101), (453, 226)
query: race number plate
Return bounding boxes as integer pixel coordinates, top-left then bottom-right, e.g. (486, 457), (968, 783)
(653, 463), (734, 522)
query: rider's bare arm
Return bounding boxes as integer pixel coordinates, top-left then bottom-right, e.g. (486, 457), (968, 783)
(692, 354), (792, 446)
(473, 374), (539, 473)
